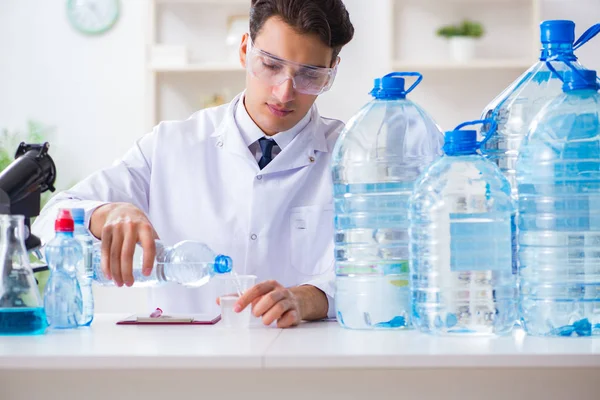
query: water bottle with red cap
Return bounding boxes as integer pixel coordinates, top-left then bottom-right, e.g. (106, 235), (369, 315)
(43, 209), (83, 329)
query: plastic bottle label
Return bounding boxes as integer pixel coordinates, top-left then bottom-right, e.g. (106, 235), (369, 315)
(449, 215), (512, 272)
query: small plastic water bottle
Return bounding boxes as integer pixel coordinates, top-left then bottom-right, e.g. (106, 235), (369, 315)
(92, 240), (233, 287)
(410, 120), (517, 336)
(332, 72), (444, 329)
(71, 208), (94, 326)
(43, 209), (83, 329)
(480, 20), (599, 197)
(517, 68), (600, 337)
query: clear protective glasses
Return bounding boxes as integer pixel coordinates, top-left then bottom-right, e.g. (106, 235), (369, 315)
(246, 38), (338, 95)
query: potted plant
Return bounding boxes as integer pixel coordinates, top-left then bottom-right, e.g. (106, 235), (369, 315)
(437, 20), (485, 62)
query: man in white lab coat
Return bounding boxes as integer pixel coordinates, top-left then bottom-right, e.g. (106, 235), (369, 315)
(33, 0), (354, 328)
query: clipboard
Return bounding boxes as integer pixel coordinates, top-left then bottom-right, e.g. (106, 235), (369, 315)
(116, 314), (221, 325)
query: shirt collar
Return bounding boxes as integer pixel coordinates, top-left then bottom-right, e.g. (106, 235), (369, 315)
(234, 93), (312, 150)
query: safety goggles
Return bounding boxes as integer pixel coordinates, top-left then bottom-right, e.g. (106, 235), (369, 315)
(246, 39), (338, 95)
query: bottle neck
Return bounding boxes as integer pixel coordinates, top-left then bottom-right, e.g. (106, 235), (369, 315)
(74, 223), (88, 234)
(55, 231), (74, 238)
(0, 216), (27, 250)
(445, 150), (478, 157)
(565, 88), (598, 96)
(540, 42), (576, 61)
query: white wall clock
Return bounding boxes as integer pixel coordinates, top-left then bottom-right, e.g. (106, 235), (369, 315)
(66, 0), (120, 35)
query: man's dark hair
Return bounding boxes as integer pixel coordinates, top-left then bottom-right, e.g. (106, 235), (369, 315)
(249, 0), (354, 63)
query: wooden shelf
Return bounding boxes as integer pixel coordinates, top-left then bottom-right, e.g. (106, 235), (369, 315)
(149, 63), (244, 72)
(155, 0), (248, 4)
(392, 59), (534, 71)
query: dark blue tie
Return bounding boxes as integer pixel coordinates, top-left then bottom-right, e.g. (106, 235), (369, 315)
(258, 138), (276, 169)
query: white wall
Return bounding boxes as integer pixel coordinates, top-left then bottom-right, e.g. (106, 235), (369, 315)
(1, 0), (599, 312)
(0, 0), (150, 312)
(0, 0), (148, 190)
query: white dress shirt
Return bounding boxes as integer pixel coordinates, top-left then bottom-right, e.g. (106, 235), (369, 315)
(235, 93), (311, 162)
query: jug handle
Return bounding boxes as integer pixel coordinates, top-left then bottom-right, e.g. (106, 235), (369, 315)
(383, 72), (423, 95)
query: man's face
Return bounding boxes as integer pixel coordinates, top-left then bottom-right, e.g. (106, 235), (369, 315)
(240, 17), (335, 136)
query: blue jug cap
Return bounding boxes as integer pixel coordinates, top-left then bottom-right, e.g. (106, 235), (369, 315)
(563, 69), (599, 92)
(214, 255), (233, 274)
(370, 72), (423, 100)
(443, 130), (478, 156)
(371, 76), (405, 99)
(70, 208), (85, 224)
(541, 20), (575, 44)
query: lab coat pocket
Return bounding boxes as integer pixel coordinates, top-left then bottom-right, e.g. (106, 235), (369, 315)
(289, 204), (334, 276)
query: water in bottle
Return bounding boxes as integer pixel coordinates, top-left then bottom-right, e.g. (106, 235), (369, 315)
(332, 72), (444, 329)
(71, 208), (94, 326)
(44, 209), (83, 329)
(0, 214), (48, 335)
(480, 20), (600, 197)
(410, 121), (517, 335)
(517, 69), (600, 337)
(92, 240), (233, 287)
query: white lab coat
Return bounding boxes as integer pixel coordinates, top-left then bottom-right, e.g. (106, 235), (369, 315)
(32, 93), (342, 318)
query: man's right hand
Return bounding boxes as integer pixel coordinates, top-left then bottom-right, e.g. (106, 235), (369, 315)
(90, 202), (159, 287)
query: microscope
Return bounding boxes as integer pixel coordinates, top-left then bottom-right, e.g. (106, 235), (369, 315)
(0, 142), (57, 288)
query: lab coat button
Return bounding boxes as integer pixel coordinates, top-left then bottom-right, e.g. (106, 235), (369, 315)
(256, 175), (263, 180)
(250, 234), (257, 240)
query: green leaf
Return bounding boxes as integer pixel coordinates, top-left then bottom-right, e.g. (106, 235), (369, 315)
(437, 19), (484, 38)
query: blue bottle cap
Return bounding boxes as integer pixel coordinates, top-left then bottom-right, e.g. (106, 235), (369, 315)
(370, 75), (406, 100)
(443, 130), (478, 156)
(214, 255), (233, 273)
(563, 69), (599, 92)
(540, 20), (575, 44)
(70, 208), (85, 224)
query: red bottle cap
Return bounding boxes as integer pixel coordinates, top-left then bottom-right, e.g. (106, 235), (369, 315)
(55, 209), (75, 232)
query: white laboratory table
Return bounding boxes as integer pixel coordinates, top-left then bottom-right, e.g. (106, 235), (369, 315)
(1, 314), (599, 400)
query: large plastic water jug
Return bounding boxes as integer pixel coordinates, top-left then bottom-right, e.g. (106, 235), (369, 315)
(332, 72), (444, 329)
(480, 20), (600, 198)
(410, 120), (517, 336)
(517, 68), (600, 337)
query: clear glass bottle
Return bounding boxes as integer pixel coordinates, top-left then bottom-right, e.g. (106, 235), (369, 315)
(0, 214), (48, 335)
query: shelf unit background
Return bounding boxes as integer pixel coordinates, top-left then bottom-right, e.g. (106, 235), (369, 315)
(146, 0), (547, 131)
(389, 0), (541, 129)
(147, 0), (248, 127)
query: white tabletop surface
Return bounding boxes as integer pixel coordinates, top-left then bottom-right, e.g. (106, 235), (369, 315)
(0, 314), (281, 369)
(1, 314), (600, 370)
(265, 320), (600, 368)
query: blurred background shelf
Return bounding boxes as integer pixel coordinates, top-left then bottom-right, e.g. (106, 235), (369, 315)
(155, 0), (249, 4)
(389, 0), (541, 128)
(392, 59), (535, 71)
(143, 0), (596, 133)
(149, 63), (245, 72)
(146, 0), (250, 127)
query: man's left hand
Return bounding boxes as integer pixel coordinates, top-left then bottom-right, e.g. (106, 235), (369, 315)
(232, 280), (328, 328)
